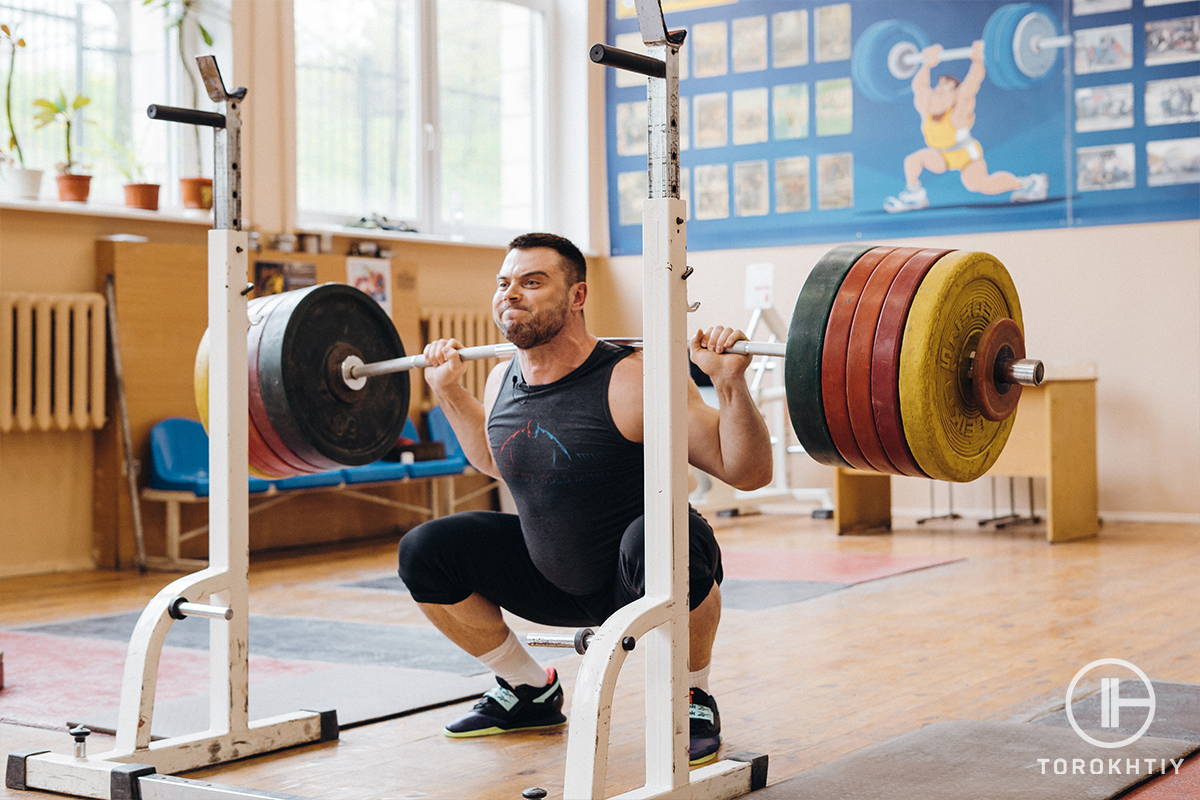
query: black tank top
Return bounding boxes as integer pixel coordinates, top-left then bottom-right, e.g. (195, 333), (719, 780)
(487, 341), (643, 595)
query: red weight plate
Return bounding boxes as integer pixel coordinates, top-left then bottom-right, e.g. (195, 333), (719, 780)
(248, 294), (325, 475)
(972, 317), (1025, 422)
(820, 246), (897, 471)
(870, 248), (953, 477)
(844, 247), (921, 474)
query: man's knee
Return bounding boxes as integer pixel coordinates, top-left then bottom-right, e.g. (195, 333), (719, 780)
(397, 514), (480, 604)
(618, 514), (722, 611)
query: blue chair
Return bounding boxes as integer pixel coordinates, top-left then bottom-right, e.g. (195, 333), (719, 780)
(339, 417), (420, 484)
(408, 406), (468, 478)
(147, 418), (272, 497)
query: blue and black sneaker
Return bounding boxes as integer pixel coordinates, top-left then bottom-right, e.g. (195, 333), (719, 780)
(689, 687), (722, 765)
(443, 667), (567, 738)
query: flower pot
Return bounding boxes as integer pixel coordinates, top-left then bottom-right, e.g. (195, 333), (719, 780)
(1, 167), (44, 200)
(56, 173), (92, 203)
(123, 183), (161, 211)
(179, 176), (213, 209)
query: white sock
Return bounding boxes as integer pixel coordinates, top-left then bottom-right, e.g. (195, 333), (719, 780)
(477, 630), (547, 688)
(688, 664), (711, 693)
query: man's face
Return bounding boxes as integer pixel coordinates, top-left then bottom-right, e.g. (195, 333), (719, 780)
(493, 247), (577, 349)
(930, 78), (958, 115)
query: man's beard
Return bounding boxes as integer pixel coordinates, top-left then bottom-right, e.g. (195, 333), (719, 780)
(496, 300), (570, 349)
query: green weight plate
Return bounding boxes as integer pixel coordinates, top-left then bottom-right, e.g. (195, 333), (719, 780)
(785, 244), (877, 468)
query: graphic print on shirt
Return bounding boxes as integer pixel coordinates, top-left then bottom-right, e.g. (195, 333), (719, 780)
(498, 420), (573, 469)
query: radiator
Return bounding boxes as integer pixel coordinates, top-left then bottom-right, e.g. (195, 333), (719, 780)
(422, 308), (503, 400)
(1, 293), (107, 433)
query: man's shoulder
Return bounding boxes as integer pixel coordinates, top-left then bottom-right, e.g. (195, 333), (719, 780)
(609, 349), (643, 387)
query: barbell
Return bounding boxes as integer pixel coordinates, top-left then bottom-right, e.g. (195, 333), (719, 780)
(194, 244), (1044, 483)
(852, 2), (1070, 103)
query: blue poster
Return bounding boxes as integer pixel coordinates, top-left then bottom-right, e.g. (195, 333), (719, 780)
(605, 0), (1200, 255)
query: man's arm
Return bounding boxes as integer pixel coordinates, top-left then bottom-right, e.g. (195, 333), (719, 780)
(685, 327), (773, 491)
(911, 44), (942, 115)
(954, 40), (985, 123)
(422, 338), (504, 479)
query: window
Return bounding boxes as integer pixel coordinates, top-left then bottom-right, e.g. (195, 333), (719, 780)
(293, 0), (548, 241)
(1, 0), (230, 206)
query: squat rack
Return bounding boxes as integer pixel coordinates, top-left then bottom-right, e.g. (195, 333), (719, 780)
(6, 3), (767, 798)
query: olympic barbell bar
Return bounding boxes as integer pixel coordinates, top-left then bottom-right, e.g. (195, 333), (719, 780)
(340, 338), (1040, 391)
(853, 3), (1071, 102)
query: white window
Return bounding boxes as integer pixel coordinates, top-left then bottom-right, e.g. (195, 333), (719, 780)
(1, 0), (230, 207)
(293, 0), (548, 241)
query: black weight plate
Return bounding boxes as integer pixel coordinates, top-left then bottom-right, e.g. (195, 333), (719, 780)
(785, 244), (877, 469)
(258, 284), (409, 468)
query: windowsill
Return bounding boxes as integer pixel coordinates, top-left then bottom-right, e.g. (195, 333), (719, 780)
(0, 197), (213, 226)
(296, 222), (604, 258)
(295, 222), (512, 251)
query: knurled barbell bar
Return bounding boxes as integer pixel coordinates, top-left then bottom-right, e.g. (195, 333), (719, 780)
(853, 2), (1070, 103)
(194, 246), (1044, 483)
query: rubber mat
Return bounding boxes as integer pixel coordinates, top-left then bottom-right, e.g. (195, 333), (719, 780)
(751, 720), (1197, 800)
(719, 549), (964, 584)
(1033, 681), (1200, 744)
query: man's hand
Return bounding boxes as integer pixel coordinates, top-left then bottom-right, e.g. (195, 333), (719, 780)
(970, 40), (984, 63)
(922, 44), (943, 68)
(421, 338), (467, 394)
(690, 326), (751, 384)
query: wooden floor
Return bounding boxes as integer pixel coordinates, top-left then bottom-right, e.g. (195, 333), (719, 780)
(2, 511), (1198, 799)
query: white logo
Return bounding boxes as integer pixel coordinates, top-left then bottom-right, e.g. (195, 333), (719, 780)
(1066, 659), (1156, 749)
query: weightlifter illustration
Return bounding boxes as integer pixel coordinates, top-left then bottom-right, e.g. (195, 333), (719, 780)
(884, 40), (1048, 212)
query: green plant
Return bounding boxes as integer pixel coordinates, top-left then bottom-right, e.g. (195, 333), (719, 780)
(1, 23), (27, 168)
(32, 91), (90, 174)
(143, 0), (213, 176)
(100, 129), (150, 183)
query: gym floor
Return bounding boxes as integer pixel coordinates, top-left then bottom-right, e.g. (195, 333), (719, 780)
(2, 511), (1198, 799)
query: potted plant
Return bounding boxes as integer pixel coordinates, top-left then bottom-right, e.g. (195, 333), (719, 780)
(1, 24), (41, 200)
(107, 134), (160, 210)
(145, 0), (214, 209)
(32, 90), (91, 202)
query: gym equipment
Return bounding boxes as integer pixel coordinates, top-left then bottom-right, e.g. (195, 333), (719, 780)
(899, 251), (1027, 482)
(788, 246), (1043, 482)
(195, 244), (1041, 483)
(8, 56), (339, 800)
(852, 3), (1071, 102)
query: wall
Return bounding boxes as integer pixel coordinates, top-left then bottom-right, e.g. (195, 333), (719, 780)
(597, 219), (1200, 521)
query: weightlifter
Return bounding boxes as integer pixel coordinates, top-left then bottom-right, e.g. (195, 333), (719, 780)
(884, 41), (1048, 212)
(398, 232), (772, 764)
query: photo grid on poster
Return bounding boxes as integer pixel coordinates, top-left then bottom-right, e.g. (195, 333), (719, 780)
(605, 0), (1199, 255)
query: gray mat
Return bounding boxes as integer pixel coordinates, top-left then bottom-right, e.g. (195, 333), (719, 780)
(346, 575), (847, 611)
(1034, 681), (1200, 744)
(22, 613), (488, 674)
(753, 720), (1198, 800)
(75, 663), (494, 738)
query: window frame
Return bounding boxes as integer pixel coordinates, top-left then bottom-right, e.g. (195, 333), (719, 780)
(294, 0), (554, 245)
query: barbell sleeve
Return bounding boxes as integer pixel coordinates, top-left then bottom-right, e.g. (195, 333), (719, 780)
(589, 43), (666, 79)
(1000, 358), (1044, 387)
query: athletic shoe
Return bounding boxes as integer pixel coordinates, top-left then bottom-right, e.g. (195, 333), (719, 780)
(689, 687), (722, 766)
(883, 186), (929, 213)
(1012, 173), (1048, 202)
(443, 667), (567, 738)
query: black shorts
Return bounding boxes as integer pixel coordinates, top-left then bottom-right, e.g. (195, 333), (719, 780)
(397, 510), (723, 627)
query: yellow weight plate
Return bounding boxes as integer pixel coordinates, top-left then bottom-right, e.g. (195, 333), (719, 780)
(193, 330), (280, 481)
(899, 251), (1023, 482)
